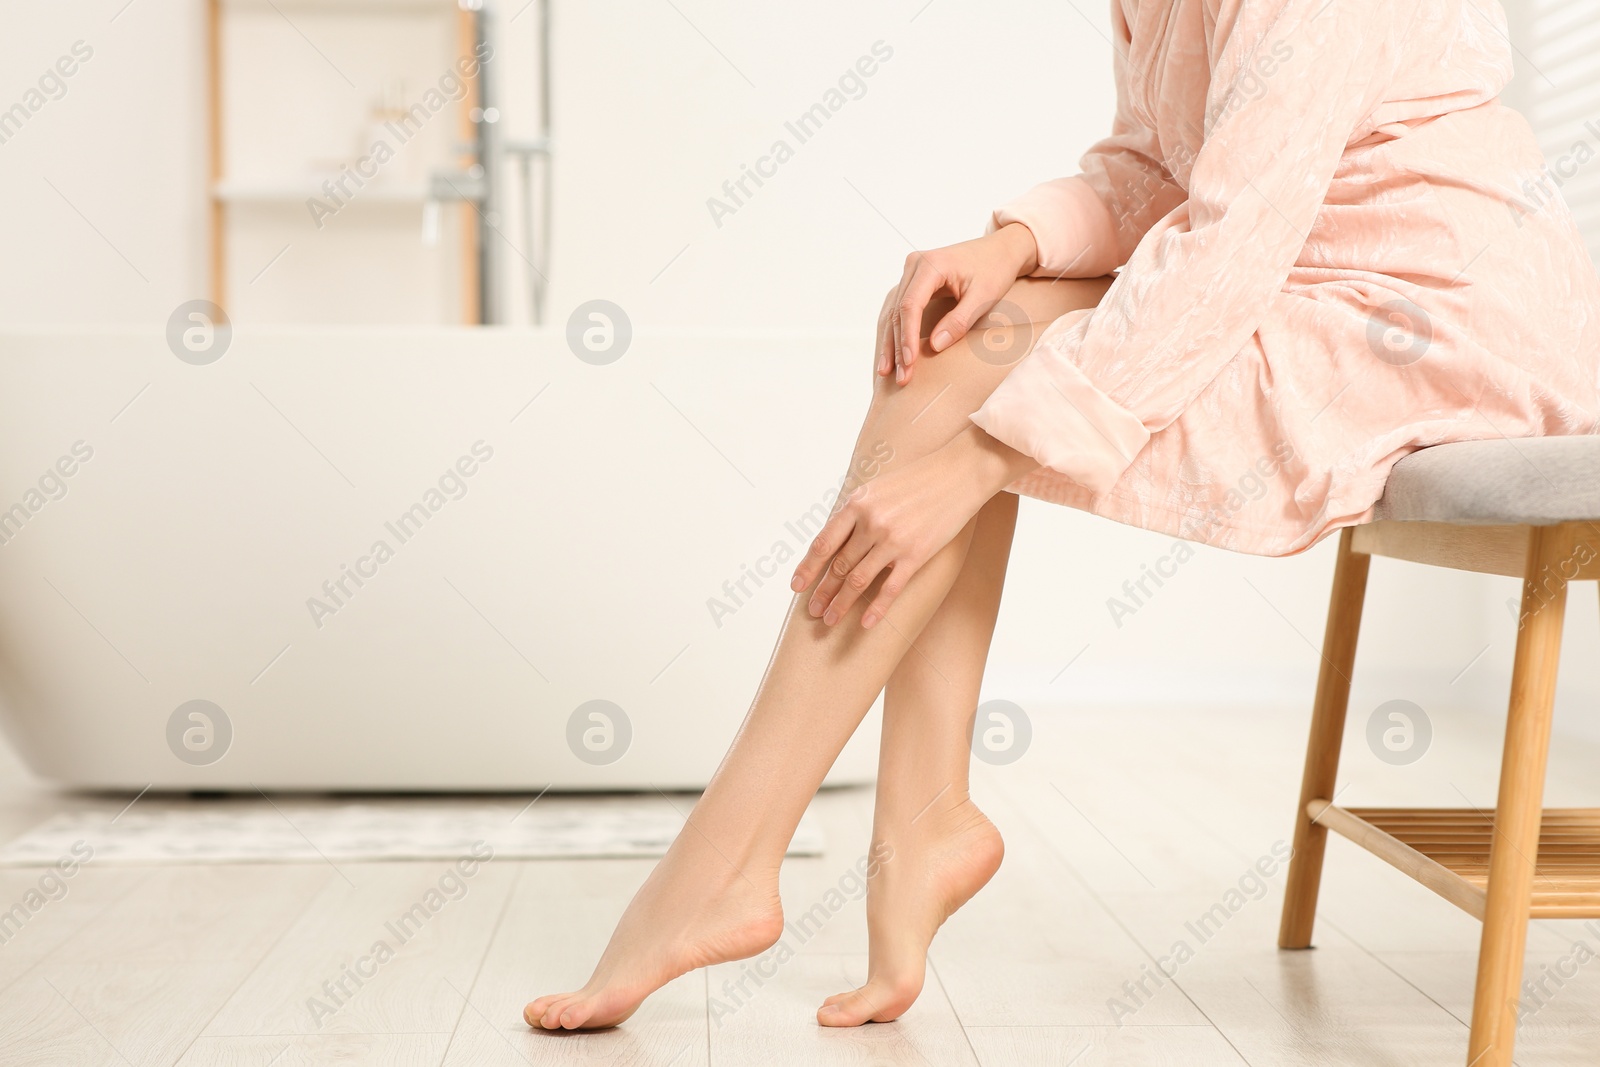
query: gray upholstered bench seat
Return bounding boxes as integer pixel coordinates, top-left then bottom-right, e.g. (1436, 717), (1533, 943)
(1374, 436), (1600, 525)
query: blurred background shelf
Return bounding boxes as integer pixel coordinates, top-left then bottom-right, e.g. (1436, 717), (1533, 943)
(218, 0), (465, 13)
(205, 0), (550, 324)
(212, 181), (435, 204)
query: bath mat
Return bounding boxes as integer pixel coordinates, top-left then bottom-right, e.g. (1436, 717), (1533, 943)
(0, 793), (824, 866)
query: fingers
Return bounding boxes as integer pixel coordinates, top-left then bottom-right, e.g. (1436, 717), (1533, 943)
(894, 257), (947, 381)
(928, 290), (996, 355)
(876, 294), (896, 377)
(808, 530), (872, 623)
(861, 559), (916, 630)
(881, 263), (916, 379)
(821, 545), (894, 624)
(790, 507), (857, 594)
(787, 484), (923, 629)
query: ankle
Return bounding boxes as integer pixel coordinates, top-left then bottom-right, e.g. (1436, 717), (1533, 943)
(874, 788), (982, 842)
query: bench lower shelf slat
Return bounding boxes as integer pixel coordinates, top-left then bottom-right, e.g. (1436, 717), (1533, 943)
(1308, 801), (1600, 920)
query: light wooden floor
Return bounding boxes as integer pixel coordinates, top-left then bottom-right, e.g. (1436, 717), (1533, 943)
(2, 702), (1598, 1066)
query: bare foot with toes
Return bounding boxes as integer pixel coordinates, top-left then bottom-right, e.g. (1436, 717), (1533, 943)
(817, 798), (1003, 1026)
(524, 841), (784, 1031)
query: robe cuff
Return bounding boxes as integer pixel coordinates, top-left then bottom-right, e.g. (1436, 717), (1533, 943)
(970, 310), (1150, 496)
(987, 176), (1121, 278)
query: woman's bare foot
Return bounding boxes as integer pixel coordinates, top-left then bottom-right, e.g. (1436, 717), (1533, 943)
(817, 798), (1003, 1026)
(525, 837), (784, 1031)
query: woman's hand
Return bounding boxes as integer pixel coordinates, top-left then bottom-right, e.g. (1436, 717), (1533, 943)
(878, 222), (1040, 385)
(790, 428), (1038, 628)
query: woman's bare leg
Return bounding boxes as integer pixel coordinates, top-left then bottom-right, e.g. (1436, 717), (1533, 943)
(525, 276), (1112, 1031)
(816, 490), (1017, 1026)
(820, 272), (1118, 1025)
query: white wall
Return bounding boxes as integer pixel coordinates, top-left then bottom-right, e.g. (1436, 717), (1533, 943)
(0, 0), (210, 322)
(1, 0), (1599, 784)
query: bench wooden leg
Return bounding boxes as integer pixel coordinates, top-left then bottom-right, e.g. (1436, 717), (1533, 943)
(1467, 524), (1568, 1067)
(1279, 527), (1371, 949)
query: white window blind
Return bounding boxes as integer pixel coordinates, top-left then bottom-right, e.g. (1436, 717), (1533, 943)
(1508, 0), (1600, 263)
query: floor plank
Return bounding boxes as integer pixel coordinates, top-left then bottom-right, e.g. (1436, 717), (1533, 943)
(964, 1024), (1248, 1067)
(0, 865), (329, 1066)
(439, 858), (710, 1067)
(707, 954), (978, 1066)
(0, 864), (148, 996)
(1375, 950), (1600, 1066)
(931, 784), (1213, 1027)
(1151, 942), (1472, 1067)
(177, 1033), (452, 1065)
(202, 860), (516, 1037)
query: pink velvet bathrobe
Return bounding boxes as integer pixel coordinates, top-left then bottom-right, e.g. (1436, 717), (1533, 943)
(969, 0), (1600, 555)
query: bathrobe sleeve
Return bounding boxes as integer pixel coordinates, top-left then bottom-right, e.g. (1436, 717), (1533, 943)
(971, 0), (1411, 495)
(988, 5), (1186, 278)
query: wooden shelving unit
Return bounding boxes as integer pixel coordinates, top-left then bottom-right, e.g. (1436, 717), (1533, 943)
(204, 0), (483, 323)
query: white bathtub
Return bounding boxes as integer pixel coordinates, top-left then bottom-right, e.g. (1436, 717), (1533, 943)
(0, 326), (881, 789)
